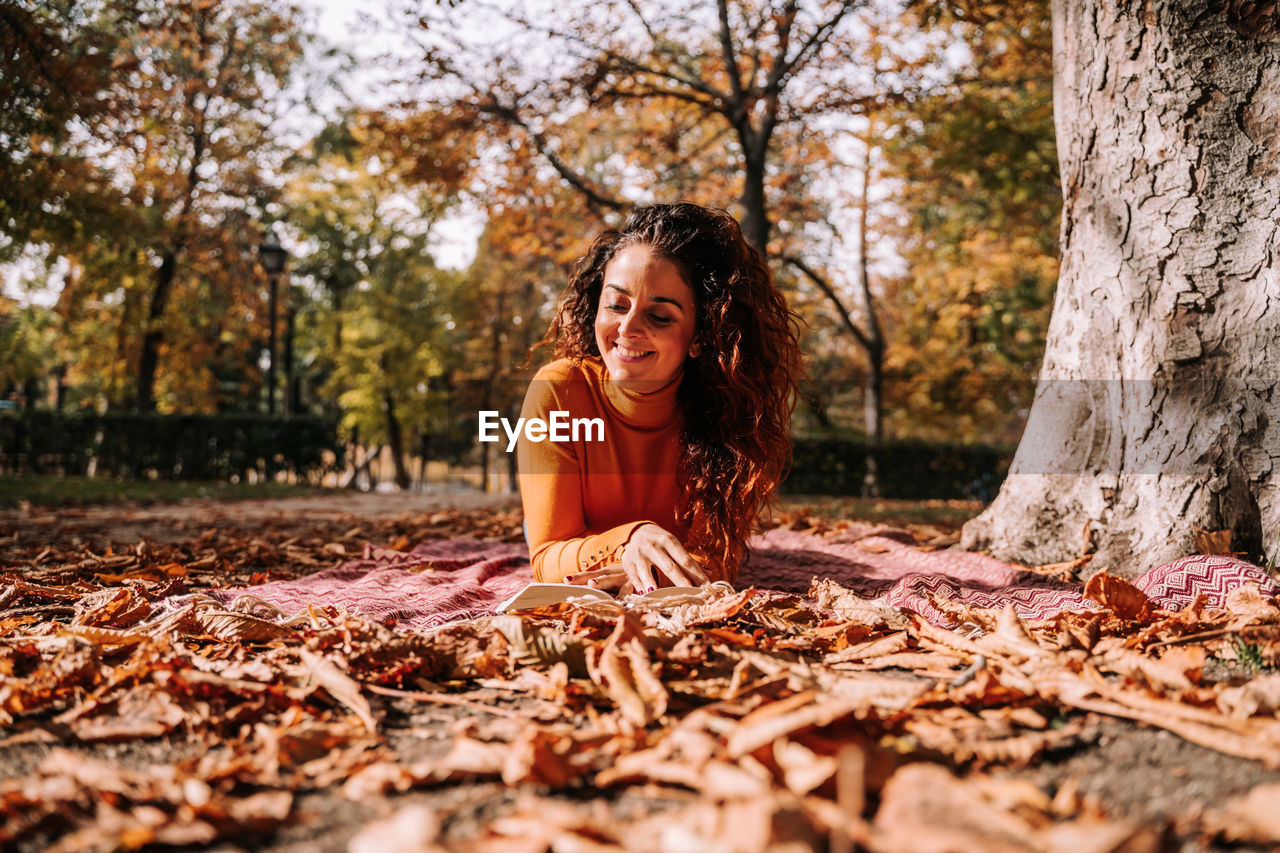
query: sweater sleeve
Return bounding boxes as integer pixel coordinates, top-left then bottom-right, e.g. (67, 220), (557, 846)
(516, 366), (651, 582)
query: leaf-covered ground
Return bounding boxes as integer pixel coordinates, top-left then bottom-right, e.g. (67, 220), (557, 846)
(4, 493), (1280, 852)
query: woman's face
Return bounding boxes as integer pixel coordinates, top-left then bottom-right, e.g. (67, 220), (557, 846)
(595, 244), (701, 391)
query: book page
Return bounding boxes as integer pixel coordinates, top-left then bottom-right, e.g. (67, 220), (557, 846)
(498, 583), (616, 611)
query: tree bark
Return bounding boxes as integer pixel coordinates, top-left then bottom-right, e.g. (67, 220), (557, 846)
(854, 128), (883, 496)
(383, 389), (411, 491)
(961, 0), (1280, 574)
(135, 248), (179, 412)
(739, 133), (771, 252)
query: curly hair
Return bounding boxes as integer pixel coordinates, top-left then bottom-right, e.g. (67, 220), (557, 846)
(539, 202), (803, 580)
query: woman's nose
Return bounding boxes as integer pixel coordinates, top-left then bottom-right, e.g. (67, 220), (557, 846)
(617, 308), (643, 336)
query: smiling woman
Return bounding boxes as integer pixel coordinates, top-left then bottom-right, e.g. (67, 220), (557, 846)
(517, 203), (802, 592)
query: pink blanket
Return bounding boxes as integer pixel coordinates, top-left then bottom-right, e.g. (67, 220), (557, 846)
(212, 539), (533, 630)
(746, 529), (1280, 625)
(211, 529), (1279, 630)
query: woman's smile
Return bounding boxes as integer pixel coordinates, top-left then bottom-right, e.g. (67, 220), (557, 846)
(613, 343), (652, 361)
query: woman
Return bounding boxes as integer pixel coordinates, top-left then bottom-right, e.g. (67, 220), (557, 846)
(517, 202), (802, 593)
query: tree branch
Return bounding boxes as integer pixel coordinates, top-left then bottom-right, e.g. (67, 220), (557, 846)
(784, 254), (871, 353)
(621, 1), (716, 99)
(501, 6), (725, 106)
(600, 85), (718, 110)
(761, 0), (800, 97)
(765, 0), (858, 97)
(716, 0), (746, 104)
(484, 99), (628, 212)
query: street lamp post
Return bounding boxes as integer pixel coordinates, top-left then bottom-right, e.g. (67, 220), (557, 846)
(258, 238), (288, 415)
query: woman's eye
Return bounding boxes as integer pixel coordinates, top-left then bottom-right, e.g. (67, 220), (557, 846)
(606, 303), (626, 312)
(649, 314), (673, 325)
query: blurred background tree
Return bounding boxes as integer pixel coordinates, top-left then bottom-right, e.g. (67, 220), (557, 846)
(0, 0), (139, 259)
(882, 0), (1058, 443)
(381, 0), (949, 450)
(4, 0), (307, 414)
(286, 112), (462, 488)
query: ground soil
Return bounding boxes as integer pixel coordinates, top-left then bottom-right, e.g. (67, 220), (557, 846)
(3, 490), (1279, 852)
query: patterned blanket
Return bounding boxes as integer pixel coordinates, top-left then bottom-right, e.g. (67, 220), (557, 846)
(210, 527), (1280, 630)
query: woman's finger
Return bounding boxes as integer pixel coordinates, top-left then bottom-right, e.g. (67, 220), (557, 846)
(622, 548), (657, 593)
(679, 556), (709, 585)
(645, 533), (708, 586)
(646, 548), (695, 587)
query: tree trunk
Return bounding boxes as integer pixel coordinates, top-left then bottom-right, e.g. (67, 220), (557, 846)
(739, 130), (770, 252)
(961, 0), (1280, 574)
(854, 128), (883, 497)
(338, 441), (384, 489)
(135, 249), (178, 412)
(383, 389), (411, 491)
(284, 304), (297, 415)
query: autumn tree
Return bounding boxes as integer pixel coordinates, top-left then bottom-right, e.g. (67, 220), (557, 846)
(0, 298), (59, 408)
(454, 213), (572, 492)
(0, 0), (139, 259)
(287, 116), (461, 489)
(961, 1), (1280, 572)
(881, 0), (1058, 443)
(14, 0), (307, 413)
(382, 0), (942, 452)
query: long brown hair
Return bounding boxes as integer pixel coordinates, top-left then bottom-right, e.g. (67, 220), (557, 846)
(540, 202), (802, 580)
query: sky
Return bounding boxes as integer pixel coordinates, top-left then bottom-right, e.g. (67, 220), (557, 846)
(291, 0), (485, 271)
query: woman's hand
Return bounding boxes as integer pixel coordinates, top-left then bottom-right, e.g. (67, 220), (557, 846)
(617, 523), (708, 593)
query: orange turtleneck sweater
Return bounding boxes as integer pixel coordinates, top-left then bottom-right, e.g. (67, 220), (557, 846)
(516, 357), (683, 583)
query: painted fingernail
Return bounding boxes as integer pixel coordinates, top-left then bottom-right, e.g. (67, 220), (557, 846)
(647, 586), (655, 593)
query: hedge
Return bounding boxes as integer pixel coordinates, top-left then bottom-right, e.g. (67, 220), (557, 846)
(785, 436), (1013, 500)
(0, 411), (343, 481)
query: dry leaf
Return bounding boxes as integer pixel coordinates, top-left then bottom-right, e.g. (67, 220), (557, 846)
(1083, 572), (1155, 622)
(871, 763), (1040, 852)
(1192, 526), (1233, 556)
(191, 609), (293, 642)
(297, 649), (377, 732)
(772, 738), (838, 795)
(1225, 583), (1279, 621)
(1200, 783), (1280, 843)
(1217, 673), (1280, 718)
(348, 804), (445, 853)
(586, 617), (668, 727)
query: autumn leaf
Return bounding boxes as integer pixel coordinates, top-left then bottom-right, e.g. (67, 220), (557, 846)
(1083, 571), (1155, 622)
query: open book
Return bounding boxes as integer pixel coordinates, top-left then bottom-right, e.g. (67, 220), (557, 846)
(498, 582), (701, 612)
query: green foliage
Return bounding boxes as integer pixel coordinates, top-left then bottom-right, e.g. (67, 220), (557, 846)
(9, 0), (310, 413)
(0, 300), (59, 399)
(1233, 636), (1264, 672)
(0, 411), (341, 481)
(882, 0), (1059, 442)
(286, 116), (461, 461)
(0, 0), (138, 257)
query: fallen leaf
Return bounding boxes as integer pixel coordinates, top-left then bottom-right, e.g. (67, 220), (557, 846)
(1193, 526), (1233, 556)
(1084, 572), (1155, 622)
(348, 804), (445, 853)
(1200, 782), (1280, 843)
(297, 649), (377, 732)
